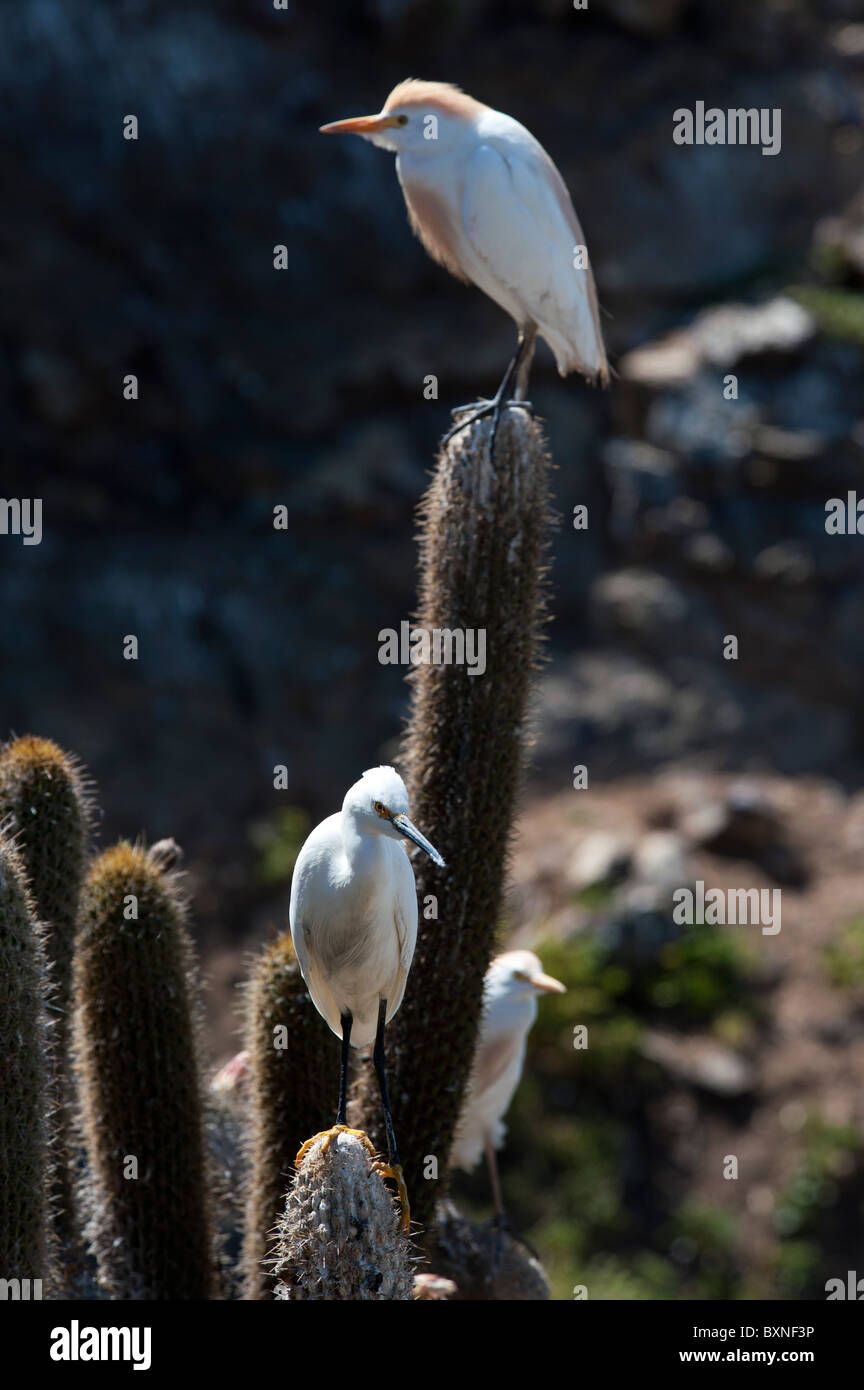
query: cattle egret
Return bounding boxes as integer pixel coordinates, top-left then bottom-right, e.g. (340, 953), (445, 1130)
(321, 79), (609, 452)
(290, 766), (445, 1229)
(451, 950), (566, 1220)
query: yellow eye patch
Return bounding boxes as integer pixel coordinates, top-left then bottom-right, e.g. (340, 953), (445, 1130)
(373, 801), (391, 818)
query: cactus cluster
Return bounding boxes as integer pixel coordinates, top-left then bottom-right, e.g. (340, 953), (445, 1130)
(0, 408), (552, 1299)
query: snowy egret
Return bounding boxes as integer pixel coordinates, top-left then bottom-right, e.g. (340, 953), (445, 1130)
(321, 79), (609, 451)
(451, 950), (565, 1220)
(289, 766), (445, 1230)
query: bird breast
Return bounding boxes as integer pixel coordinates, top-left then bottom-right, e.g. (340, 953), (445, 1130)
(396, 158), (470, 284)
(291, 831), (417, 1044)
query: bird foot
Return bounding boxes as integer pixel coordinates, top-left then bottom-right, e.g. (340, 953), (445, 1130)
(373, 1160), (411, 1233)
(295, 1124), (378, 1167)
(442, 399), (535, 458)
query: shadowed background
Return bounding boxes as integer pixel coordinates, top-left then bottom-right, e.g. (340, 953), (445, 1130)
(4, 0), (864, 1298)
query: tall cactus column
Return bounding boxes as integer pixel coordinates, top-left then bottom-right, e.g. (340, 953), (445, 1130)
(356, 410), (552, 1229)
(0, 736), (91, 1277)
(73, 843), (217, 1299)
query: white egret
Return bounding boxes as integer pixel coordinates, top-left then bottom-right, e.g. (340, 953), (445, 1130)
(289, 765), (445, 1230)
(451, 950), (566, 1220)
(321, 79), (609, 451)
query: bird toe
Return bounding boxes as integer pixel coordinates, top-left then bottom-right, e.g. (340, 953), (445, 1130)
(295, 1123), (378, 1167)
(373, 1161), (411, 1233)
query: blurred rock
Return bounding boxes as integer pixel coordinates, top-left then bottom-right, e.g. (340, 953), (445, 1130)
(621, 298), (816, 387)
(641, 1031), (755, 1096)
(425, 1206), (550, 1301)
(632, 830), (691, 891)
(568, 832), (632, 890)
(597, 890), (686, 972)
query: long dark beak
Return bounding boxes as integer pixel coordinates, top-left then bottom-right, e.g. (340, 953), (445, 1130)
(392, 813), (446, 868)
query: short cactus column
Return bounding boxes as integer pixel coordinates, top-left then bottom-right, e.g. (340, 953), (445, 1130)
(73, 843), (217, 1299)
(273, 1131), (413, 1300)
(242, 934), (338, 1299)
(0, 834), (52, 1288)
(0, 736), (92, 1272)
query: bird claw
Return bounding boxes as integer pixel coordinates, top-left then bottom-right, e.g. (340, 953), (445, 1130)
(373, 1160), (411, 1233)
(295, 1124), (378, 1167)
(442, 399), (535, 451)
(449, 399), (494, 419)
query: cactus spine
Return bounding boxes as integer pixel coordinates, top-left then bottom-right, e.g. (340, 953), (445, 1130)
(0, 736), (91, 1269)
(73, 843), (217, 1299)
(0, 833), (52, 1287)
(242, 933), (339, 1299)
(355, 411), (551, 1228)
(273, 1132), (413, 1300)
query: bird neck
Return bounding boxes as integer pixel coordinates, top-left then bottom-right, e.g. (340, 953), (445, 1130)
(340, 813), (386, 876)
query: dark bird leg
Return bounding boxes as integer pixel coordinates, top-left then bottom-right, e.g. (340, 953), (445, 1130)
(371, 997), (411, 1231)
(444, 325), (537, 461)
(513, 325), (536, 401)
(295, 1008), (378, 1165)
(485, 1138), (505, 1225)
(336, 1010), (353, 1125)
(483, 1137), (540, 1276)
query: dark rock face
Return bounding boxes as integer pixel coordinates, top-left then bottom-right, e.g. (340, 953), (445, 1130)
(4, 1), (864, 937)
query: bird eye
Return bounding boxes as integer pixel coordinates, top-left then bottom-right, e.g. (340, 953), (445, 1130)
(373, 800), (390, 818)
(396, 114), (408, 126)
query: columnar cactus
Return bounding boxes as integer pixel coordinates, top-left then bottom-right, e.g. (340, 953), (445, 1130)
(242, 934), (338, 1299)
(272, 1131), (413, 1300)
(0, 833), (52, 1287)
(0, 736), (92, 1265)
(73, 843), (217, 1299)
(355, 411), (551, 1228)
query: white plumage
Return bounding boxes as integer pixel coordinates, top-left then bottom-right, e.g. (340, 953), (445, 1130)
(289, 765), (443, 1048)
(451, 950), (566, 1174)
(287, 766), (445, 1231)
(321, 79), (608, 390)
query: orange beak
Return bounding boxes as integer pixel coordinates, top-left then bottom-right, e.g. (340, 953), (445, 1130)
(531, 972), (567, 995)
(319, 113), (400, 136)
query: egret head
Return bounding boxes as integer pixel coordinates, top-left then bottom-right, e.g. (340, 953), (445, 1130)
(488, 950), (566, 1002)
(344, 766), (446, 867)
(319, 79), (482, 155)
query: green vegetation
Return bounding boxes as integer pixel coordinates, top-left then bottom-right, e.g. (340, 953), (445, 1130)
(454, 923), (758, 1300)
(824, 916), (864, 993)
(248, 807), (309, 885)
(774, 1114), (863, 1299)
(789, 286), (864, 349)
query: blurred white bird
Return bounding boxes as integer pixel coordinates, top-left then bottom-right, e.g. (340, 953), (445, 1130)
(451, 950), (566, 1220)
(289, 765), (445, 1228)
(321, 79), (609, 451)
